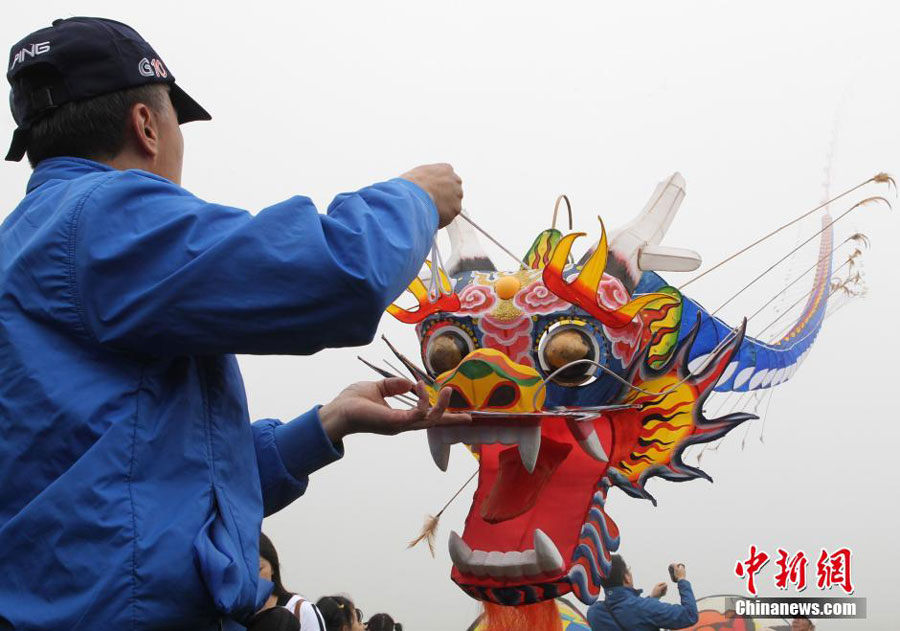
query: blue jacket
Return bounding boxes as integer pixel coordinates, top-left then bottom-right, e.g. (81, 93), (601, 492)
(587, 581), (698, 631)
(0, 158), (437, 631)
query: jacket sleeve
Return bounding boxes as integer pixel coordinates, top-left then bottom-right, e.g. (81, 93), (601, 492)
(71, 170), (437, 356)
(643, 580), (699, 629)
(252, 408), (343, 516)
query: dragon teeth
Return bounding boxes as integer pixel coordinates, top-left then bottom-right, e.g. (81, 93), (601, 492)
(533, 528), (565, 573)
(427, 428), (451, 471)
(448, 529), (564, 579)
(517, 426), (541, 473)
(449, 530), (472, 566)
(578, 427), (609, 462)
(426, 424), (541, 472)
(565, 419), (609, 463)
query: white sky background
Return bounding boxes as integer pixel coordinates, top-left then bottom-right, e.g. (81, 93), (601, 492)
(2, 2), (899, 629)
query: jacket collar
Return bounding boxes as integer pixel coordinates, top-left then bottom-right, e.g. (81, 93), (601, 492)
(605, 585), (643, 601)
(26, 157), (115, 193)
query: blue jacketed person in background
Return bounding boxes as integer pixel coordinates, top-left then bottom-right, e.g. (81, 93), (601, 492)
(0, 17), (469, 631)
(587, 555), (699, 631)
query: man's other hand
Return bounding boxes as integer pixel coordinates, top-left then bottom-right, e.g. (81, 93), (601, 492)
(650, 582), (668, 598)
(318, 377), (471, 442)
(400, 163), (464, 227)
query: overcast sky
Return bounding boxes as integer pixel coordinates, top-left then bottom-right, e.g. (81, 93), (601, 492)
(3, 2), (898, 630)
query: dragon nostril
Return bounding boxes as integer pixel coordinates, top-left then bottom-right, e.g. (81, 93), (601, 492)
(448, 389), (471, 410)
(486, 384), (517, 408)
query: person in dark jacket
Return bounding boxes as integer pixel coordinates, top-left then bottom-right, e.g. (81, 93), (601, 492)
(0, 16), (469, 631)
(587, 555), (699, 631)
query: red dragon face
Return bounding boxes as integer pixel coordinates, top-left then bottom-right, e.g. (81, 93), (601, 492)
(384, 218), (756, 606)
(416, 320), (749, 606)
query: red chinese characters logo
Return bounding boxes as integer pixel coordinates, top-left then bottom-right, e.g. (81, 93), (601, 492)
(734, 545), (770, 596)
(734, 546), (854, 595)
(816, 548), (854, 594)
(774, 548), (808, 592)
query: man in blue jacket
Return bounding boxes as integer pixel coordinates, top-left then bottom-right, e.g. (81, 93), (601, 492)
(587, 556), (699, 631)
(0, 17), (469, 631)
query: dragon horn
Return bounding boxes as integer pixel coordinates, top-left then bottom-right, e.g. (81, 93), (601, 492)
(543, 217), (679, 329)
(386, 262), (461, 324)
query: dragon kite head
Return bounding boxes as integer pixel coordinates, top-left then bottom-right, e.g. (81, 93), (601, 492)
(384, 174), (840, 606)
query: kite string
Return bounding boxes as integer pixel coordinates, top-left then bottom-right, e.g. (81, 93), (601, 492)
(427, 238), (452, 302)
(408, 469), (478, 555)
(435, 470), (478, 520)
(743, 235), (859, 324)
(755, 257), (854, 340)
(458, 210), (529, 270)
(709, 195), (888, 317)
(678, 173), (893, 291)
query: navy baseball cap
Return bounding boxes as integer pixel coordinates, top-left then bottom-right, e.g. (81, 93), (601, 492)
(6, 17), (211, 161)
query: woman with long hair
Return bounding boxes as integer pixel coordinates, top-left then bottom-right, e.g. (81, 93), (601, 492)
(255, 533), (326, 631)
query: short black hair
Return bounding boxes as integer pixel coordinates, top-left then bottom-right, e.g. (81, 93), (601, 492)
(316, 596), (357, 631)
(367, 613), (401, 631)
(25, 83), (169, 168)
(601, 554), (628, 589)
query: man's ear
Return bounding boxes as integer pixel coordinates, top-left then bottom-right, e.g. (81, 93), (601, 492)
(128, 102), (159, 158)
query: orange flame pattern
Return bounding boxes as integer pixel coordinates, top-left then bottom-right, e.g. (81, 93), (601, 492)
(541, 218), (678, 329)
(605, 318), (755, 504)
(386, 262), (462, 324)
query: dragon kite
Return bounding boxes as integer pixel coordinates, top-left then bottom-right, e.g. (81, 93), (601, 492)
(373, 172), (886, 614)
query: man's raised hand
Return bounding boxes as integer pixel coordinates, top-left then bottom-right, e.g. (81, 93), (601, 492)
(400, 163), (464, 228)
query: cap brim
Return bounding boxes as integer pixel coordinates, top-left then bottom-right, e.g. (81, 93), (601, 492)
(169, 83), (211, 124)
(5, 127), (29, 162)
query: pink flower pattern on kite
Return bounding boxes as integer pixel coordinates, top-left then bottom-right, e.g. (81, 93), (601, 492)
(596, 274), (643, 365)
(479, 316), (535, 367)
(514, 280), (569, 315)
(457, 284), (496, 315)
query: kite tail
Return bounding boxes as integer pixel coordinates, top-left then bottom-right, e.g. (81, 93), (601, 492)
(641, 215), (834, 393)
(712, 214), (833, 392)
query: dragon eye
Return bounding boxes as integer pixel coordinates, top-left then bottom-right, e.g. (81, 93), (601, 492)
(537, 323), (600, 386)
(425, 326), (475, 377)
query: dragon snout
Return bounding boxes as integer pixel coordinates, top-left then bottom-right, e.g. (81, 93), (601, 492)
(434, 348), (545, 413)
(425, 348), (546, 472)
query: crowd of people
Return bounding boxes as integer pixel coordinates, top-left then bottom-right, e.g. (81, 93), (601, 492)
(245, 534), (402, 631)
